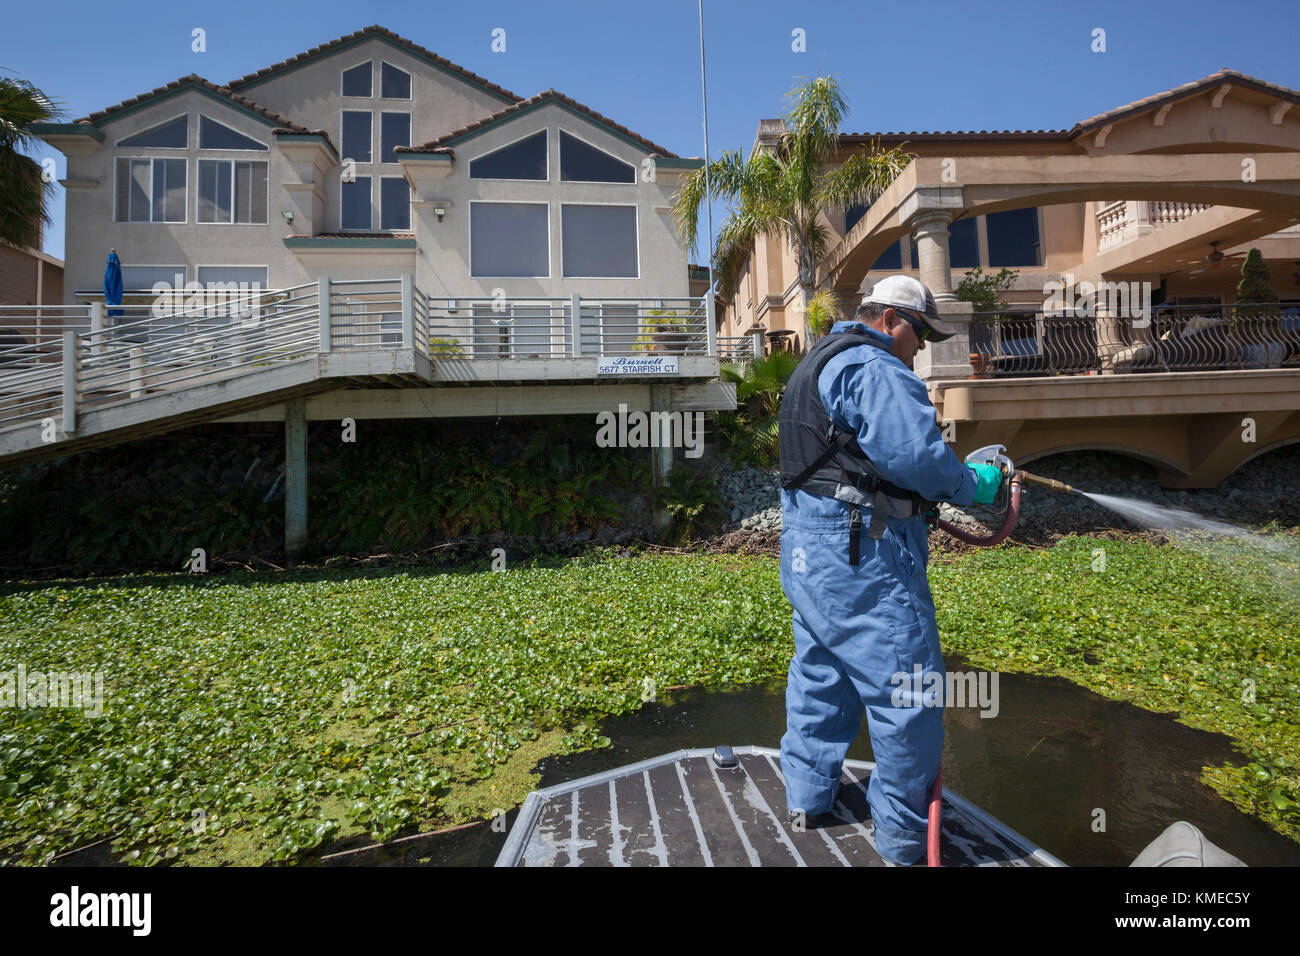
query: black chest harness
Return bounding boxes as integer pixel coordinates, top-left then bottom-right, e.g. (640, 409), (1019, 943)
(778, 327), (933, 565)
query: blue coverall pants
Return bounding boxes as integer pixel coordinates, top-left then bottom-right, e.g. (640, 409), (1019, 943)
(779, 503), (944, 866)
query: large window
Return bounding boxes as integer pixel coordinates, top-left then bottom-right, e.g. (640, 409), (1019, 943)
(121, 265), (186, 292)
(869, 240), (902, 271)
(470, 202), (549, 277)
(341, 61), (372, 97)
(341, 111), (372, 163)
(379, 177), (410, 230)
(949, 216), (979, 269)
(469, 130), (547, 180)
(198, 115), (267, 151)
(986, 208), (1041, 267)
(196, 265), (268, 288)
(559, 131), (634, 183)
(341, 177), (373, 230)
(115, 158), (186, 222)
(471, 304), (555, 357)
(197, 160), (267, 223)
(380, 112), (410, 164)
(117, 115), (187, 149)
(845, 204), (868, 233)
(381, 61), (411, 99)
(561, 204), (637, 278)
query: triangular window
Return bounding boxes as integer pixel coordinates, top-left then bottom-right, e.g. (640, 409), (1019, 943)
(118, 115), (187, 148)
(560, 130), (634, 183)
(198, 115), (267, 150)
(469, 130), (547, 180)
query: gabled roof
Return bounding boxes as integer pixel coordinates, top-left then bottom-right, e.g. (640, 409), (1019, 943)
(226, 24), (521, 106)
(69, 74), (333, 148)
(396, 88), (681, 158)
(1070, 68), (1300, 133)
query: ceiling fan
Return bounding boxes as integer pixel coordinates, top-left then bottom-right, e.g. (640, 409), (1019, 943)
(1204, 240), (1248, 271)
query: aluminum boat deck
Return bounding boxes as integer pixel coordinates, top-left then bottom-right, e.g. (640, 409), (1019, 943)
(497, 745), (1065, 867)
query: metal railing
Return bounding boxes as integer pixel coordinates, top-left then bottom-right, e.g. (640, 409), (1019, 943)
(0, 280), (721, 439)
(716, 336), (757, 362)
(968, 306), (1300, 377)
(422, 295), (710, 359)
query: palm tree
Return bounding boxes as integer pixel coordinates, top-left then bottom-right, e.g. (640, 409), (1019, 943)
(673, 75), (910, 345)
(0, 76), (61, 250)
(718, 350), (801, 467)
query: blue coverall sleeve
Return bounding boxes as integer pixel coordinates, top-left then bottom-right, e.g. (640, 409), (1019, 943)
(819, 349), (977, 506)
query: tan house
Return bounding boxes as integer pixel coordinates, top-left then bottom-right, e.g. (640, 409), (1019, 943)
(718, 69), (1300, 380)
(0, 242), (63, 309)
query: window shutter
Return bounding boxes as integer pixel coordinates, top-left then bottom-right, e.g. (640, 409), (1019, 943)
(234, 162), (252, 223)
(115, 158), (130, 222)
(251, 163), (268, 223)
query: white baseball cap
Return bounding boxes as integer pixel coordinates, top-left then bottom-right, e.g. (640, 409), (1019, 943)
(862, 275), (959, 342)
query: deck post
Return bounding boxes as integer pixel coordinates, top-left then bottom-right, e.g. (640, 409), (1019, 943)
(129, 347), (145, 398)
(570, 293), (582, 357)
(89, 301), (104, 357)
(705, 291), (716, 356)
(649, 384), (674, 536)
(61, 331), (77, 435)
(284, 398), (308, 562)
(317, 277), (332, 352)
(400, 273), (415, 349)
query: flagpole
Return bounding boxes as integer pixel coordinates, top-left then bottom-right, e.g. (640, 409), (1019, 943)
(697, 0), (714, 286)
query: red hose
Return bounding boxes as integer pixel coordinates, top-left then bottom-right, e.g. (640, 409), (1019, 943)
(935, 475), (1023, 547)
(924, 474), (1023, 867)
(927, 763), (942, 866)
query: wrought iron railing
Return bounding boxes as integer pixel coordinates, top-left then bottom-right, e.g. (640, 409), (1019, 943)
(968, 306), (1300, 377)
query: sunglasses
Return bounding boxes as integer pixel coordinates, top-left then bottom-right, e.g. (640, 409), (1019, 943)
(894, 308), (931, 342)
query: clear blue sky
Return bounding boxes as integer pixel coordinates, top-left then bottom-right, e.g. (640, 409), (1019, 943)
(6, 0), (1297, 262)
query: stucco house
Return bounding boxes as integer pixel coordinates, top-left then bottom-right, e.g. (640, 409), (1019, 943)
(31, 24), (704, 348)
(718, 69), (1300, 378)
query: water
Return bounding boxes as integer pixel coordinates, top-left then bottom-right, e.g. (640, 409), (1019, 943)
(314, 672), (1300, 867)
(1081, 492), (1300, 599)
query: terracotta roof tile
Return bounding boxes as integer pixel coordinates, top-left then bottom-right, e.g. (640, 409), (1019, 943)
(226, 24), (522, 105)
(1071, 68), (1300, 132)
(840, 69), (1300, 144)
(398, 88), (680, 158)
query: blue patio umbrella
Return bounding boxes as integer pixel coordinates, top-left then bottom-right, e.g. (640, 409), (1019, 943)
(104, 250), (123, 318)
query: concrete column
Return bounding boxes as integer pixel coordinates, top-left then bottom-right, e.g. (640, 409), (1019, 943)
(284, 398), (308, 562)
(911, 211), (956, 301)
(649, 384), (674, 536)
(1095, 302), (1124, 374)
(911, 300), (974, 382)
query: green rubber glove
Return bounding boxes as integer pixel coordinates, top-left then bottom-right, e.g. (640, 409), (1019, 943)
(968, 463), (1004, 506)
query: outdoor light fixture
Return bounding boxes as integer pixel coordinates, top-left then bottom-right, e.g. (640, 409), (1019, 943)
(281, 210), (295, 225)
(435, 207), (446, 222)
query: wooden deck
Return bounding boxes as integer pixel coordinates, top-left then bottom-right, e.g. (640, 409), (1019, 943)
(497, 746), (1065, 867)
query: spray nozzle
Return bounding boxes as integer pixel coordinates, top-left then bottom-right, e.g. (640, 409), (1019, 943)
(965, 443), (1015, 479)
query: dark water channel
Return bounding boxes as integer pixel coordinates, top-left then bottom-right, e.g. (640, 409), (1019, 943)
(333, 659), (1300, 867)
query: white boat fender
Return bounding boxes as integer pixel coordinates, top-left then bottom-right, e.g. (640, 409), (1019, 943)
(1129, 821), (1247, 867)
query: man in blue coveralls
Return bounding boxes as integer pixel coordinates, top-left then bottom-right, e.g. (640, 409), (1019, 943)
(777, 274), (1004, 866)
